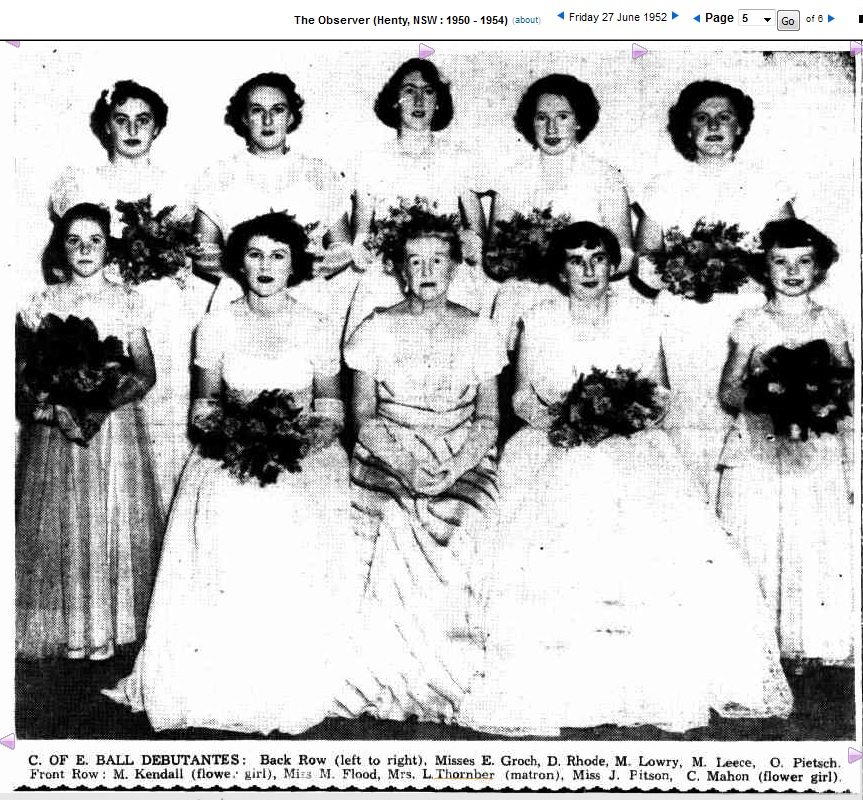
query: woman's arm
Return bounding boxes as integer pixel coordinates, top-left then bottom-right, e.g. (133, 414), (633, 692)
(191, 210), (224, 278)
(718, 338), (751, 414)
(190, 363), (223, 425)
(601, 182), (634, 259)
(309, 372), (345, 451)
(511, 331), (556, 430)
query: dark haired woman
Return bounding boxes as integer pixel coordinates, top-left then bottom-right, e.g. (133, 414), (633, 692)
(104, 213), (359, 733)
(17, 203), (161, 661)
(343, 207), (506, 721)
(635, 80), (795, 503)
(458, 222), (792, 734)
(346, 58), (496, 341)
(50, 79), (210, 516)
(194, 72), (356, 333)
(488, 73), (634, 354)
(717, 219), (854, 666)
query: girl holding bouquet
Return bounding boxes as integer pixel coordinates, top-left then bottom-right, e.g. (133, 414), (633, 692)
(635, 80), (794, 502)
(104, 213), (360, 734)
(458, 222), (792, 735)
(718, 219), (854, 666)
(16, 203), (161, 661)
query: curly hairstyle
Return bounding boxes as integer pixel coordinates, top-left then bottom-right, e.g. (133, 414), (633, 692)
(224, 213), (314, 289)
(514, 74), (600, 146)
(543, 221), (621, 295)
(383, 209), (462, 283)
(667, 80), (754, 161)
(750, 218), (837, 295)
(224, 73), (304, 140)
(374, 58), (454, 131)
(43, 202), (113, 284)
(89, 80), (168, 154)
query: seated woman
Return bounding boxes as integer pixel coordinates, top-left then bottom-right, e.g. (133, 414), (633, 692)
(104, 213), (359, 734)
(458, 222), (792, 736)
(343, 207), (506, 722)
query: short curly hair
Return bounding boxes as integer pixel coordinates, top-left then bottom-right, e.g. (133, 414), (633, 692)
(384, 210), (462, 284)
(224, 213), (314, 290)
(43, 202), (113, 284)
(89, 80), (168, 154)
(374, 59), (454, 131)
(543, 221), (621, 296)
(224, 73), (304, 140)
(667, 80), (754, 161)
(751, 218), (837, 295)
(514, 74), (600, 146)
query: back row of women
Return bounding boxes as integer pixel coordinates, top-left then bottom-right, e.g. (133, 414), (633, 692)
(16, 61), (854, 736)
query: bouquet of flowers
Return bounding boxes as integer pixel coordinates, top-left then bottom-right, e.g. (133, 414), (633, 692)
(363, 196), (458, 271)
(744, 339), (852, 441)
(114, 195), (196, 284)
(653, 219), (752, 302)
(192, 390), (323, 486)
(548, 367), (665, 448)
(16, 313), (134, 439)
(485, 206), (572, 282)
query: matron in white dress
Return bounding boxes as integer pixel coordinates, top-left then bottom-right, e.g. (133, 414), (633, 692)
(458, 292), (793, 735)
(104, 300), (361, 734)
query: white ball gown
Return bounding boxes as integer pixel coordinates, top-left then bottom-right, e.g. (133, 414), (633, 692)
(458, 290), (793, 735)
(717, 304), (855, 665)
(104, 299), (362, 734)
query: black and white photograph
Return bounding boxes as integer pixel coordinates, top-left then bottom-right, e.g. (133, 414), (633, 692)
(9, 41), (860, 776)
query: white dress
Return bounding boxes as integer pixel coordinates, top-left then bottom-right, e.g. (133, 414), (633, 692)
(345, 137), (498, 340)
(489, 147), (631, 351)
(104, 299), (361, 734)
(458, 293), (793, 735)
(197, 148), (358, 334)
(717, 305), (855, 665)
(50, 160), (212, 514)
(640, 157), (793, 501)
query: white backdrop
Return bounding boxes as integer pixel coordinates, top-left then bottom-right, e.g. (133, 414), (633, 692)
(10, 42), (860, 321)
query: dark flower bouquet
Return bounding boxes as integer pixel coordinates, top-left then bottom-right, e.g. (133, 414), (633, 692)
(653, 219), (752, 302)
(114, 195), (196, 284)
(16, 313), (134, 440)
(548, 367), (665, 448)
(192, 390), (323, 486)
(744, 339), (852, 441)
(485, 206), (572, 282)
(364, 196), (459, 271)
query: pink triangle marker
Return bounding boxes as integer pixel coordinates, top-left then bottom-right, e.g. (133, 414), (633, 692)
(632, 43), (648, 60)
(5, 41), (20, 47)
(851, 42), (863, 57)
(418, 43), (435, 59)
(849, 746), (863, 764)
(0, 734), (14, 750)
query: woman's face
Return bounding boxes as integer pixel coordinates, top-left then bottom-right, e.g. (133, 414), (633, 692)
(106, 98), (159, 160)
(242, 234), (293, 296)
(243, 85), (292, 153)
(402, 236), (456, 303)
(533, 93), (578, 156)
(397, 70), (437, 133)
(766, 246), (819, 298)
(688, 95), (741, 160)
(64, 218), (108, 278)
(561, 243), (611, 302)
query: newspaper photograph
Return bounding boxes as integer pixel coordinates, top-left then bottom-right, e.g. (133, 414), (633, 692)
(7, 39), (861, 792)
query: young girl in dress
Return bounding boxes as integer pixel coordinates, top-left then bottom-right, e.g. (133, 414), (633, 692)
(718, 218), (855, 667)
(16, 203), (162, 661)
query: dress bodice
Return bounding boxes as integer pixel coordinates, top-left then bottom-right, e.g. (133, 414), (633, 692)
(195, 299), (339, 405)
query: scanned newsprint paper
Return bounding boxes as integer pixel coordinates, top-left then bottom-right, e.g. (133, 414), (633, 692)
(7, 40), (862, 792)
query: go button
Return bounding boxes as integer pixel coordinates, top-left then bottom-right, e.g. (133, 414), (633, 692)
(778, 10), (800, 30)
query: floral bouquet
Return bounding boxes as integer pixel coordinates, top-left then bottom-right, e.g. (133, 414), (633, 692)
(16, 313), (134, 440)
(485, 206), (572, 282)
(744, 339), (852, 441)
(114, 195), (196, 284)
(192, 390), (323, 486)
(548, 367), (665, 448)
(653, 219), (752, 302)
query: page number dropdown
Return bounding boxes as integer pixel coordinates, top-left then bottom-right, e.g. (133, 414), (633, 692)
(739, 8), (776, 24)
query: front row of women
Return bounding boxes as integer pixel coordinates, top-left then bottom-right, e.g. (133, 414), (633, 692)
(18, 202), (853, 735)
